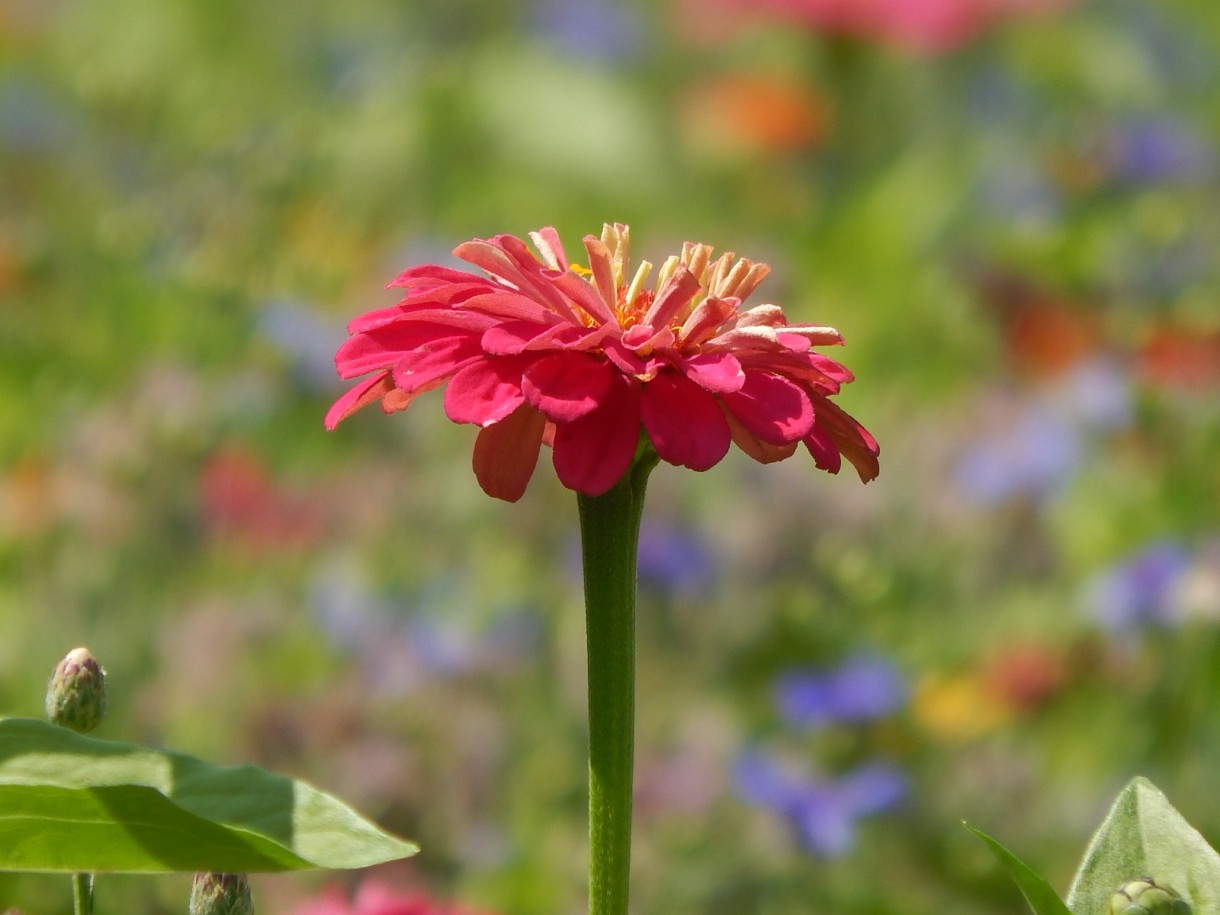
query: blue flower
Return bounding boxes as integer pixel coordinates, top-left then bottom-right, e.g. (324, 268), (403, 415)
(637, 522), (716, 598)
(953, 402), (1082, 506)
(529, 0), (645, 63)
(774, 654), (906, 730)
(1084, 541), (1192, 631)
(1107, 117), (1215, 185)
(735, 751), (907, 857)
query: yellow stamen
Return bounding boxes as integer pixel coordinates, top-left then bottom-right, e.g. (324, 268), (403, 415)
(624, 260), (653, 311)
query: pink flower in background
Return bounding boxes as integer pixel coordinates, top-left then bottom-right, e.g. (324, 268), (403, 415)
(327, 224), (877, 501)
(293, 881), (493, 915)
(680, 0), (1072, 55)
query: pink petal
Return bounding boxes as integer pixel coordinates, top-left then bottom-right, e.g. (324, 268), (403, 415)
(472, 405), (547, 502)
(737, 351), (845, 396)
(780, 323), (845, 347)
(809, 353), (854, 383)
(582, 235), (621, 323)
(600, 340), (648, 376)
(777, 332), (814, 352)
(391, 335), (484, 393)
(552, 376), (641, 496)
(550, 268), (618, 326)
(444, 356), (530, 426)
(641, 371), (731, 471)
(335, 322), (471, 379)
(722, 408), (800, 464)
(388, 264), (488, 289)
(481, 320), (579, 356)
(811, 397), (880, 482)
(719, 371), (814, 445)
(459, 291), (560, 324)
(455, 238), (579, 322)
(324, 372), (397, 430)
(529, 226), (568, 270)
(735, 304), (787, 327)
(641, 266), (703, 330)
(620, 324), (655, 349)
(677, 296), (737, 346)
(522, 352), (617, 422)
(802, 425), (843, 474)
(681, 351), (745, 393)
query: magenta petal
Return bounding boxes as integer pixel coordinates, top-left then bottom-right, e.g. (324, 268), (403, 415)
(472, 405), (547, 502)
(677, 296), (737, 346)
(811, 397), (880, 483)
(641, 371), (731, 471)
(388, 264), (487, 289)
(324, 372), (396, 430)
(335, 322), (467, 379)
(641, 266), (702, 330)
(719, 371), (814, 445)
(390, 335), (483, 393)
(682, 351), (745, 393)
(481, 320), (577, 356)
(444, 357), (529, 426)
(522, 352), (617, 422)
(552, 376), (641, 496)
(722, 408), (800, 464)
(802, 425), (842, 474)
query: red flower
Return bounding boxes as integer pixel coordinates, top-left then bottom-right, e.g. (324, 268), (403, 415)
(327, 224), (878, 501)
(293, 881), (493, 915)
(678, 0), (1072, 56)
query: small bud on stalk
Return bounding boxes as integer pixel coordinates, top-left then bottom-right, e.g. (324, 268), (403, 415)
(45, 647), (107, 734)
(1110, 878), (1192, 915)
(189, 873), (254, 915)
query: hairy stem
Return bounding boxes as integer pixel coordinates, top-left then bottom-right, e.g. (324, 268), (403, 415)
(576, 451), (656, 915)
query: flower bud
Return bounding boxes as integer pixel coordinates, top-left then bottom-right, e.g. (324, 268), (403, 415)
(45, 647), (107, 733)
(1109, 878), (1192, 915)
(189, 873), (253, 915)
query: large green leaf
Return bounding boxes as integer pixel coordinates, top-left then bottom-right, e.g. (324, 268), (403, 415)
(965, 822), (1073, 915)
(0, 717), (418, 874)
(1066, 777), (1220, 915)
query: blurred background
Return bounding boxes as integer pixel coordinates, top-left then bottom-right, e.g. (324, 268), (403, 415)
(3, 0), (1220, 912)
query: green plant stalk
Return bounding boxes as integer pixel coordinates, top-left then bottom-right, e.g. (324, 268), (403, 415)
(577, 449), (657, 915)
(72, 873), (93, 915)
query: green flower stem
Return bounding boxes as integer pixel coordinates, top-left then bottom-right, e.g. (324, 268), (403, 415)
(72, 873), (93, 915)
(577, 449), (657, 915)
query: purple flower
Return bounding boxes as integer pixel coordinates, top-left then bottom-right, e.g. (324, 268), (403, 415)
(1084, 541), (1192, 631)
(953, 401), (1081, 505)
(637, 522), (716, 597)
(529, 0), (645, 62)
(774, 654), (906, 730)
(1107, 117), (1215, 185)
(309, 562), (539, 695)
(735, 751), (907, 857)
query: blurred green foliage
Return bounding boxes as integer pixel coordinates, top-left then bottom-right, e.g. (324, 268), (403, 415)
(3, 0), (1220, 912)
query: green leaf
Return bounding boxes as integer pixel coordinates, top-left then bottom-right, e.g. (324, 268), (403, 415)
(0, 717), (418, 874)
(965, 822), (1073, 915)
(1066, 777), (1220, 915)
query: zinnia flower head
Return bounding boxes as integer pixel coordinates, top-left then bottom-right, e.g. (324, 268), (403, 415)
(327, 224), (878, 501)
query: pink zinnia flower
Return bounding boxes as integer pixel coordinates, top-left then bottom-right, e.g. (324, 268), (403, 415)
(292, 880), (492, 915)
(679, 0), (1072, 56)
(326, 224), (878, 501)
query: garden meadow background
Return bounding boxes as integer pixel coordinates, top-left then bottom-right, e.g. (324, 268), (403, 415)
(3, 0), (1220, 912)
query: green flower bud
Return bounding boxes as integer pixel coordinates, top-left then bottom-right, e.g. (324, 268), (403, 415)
(45, 647), (107, 733)
(1109, 878), (1192, 915)
(189, 873), (253, 915)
